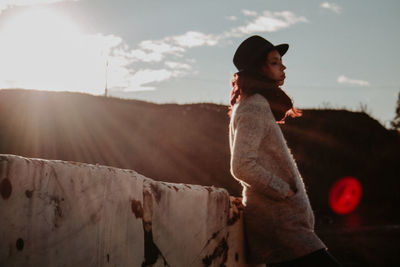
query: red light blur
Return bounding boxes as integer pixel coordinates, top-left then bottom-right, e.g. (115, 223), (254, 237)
(329, 176), (362, 215)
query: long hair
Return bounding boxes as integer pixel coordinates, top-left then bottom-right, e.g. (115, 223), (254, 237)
(228, 71), (302, 124)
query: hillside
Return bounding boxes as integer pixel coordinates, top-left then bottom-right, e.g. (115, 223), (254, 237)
(1, 89), (399, 220)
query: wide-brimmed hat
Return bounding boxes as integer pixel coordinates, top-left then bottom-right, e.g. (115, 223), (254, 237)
(233, 35), (289, 72)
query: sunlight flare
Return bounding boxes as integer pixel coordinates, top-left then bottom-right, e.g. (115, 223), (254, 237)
(0, 7), (125, 94)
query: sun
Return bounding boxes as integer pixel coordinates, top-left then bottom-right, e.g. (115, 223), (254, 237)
(0, 6), (109, 93)
(2, 7), (80, 38)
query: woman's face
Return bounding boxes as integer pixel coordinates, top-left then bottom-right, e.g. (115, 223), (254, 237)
(260, 49), (286, 86)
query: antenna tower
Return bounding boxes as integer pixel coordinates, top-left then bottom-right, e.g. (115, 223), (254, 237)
(104, 59), (109, 97)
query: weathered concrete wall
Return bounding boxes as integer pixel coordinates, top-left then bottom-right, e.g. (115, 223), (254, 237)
(0, 154), (256, 267)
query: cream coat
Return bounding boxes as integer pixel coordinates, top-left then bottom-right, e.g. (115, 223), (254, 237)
(229, 93), (326, 264)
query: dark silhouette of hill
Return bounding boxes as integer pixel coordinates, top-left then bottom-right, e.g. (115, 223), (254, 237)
(1, 89), (399, 219)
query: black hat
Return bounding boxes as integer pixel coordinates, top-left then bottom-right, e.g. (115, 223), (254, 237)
(233, 35), (289, 72)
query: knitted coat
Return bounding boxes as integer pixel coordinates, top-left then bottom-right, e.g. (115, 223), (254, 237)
(229, 93), (326, 264)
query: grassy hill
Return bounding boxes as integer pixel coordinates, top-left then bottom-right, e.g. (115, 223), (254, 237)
(1, 89), (399, 219)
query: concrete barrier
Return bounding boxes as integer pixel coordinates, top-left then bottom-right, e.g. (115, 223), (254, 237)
(0, 154), (257, 267)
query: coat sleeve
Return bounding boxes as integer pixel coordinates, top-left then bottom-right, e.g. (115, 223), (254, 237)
(230, 100), (291, 200)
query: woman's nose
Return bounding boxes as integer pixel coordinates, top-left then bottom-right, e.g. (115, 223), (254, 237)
(281, 64), (286, 70)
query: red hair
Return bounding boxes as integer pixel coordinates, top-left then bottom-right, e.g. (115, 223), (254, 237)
(229, 73), (242, 114)
(228, 72), (302, 123)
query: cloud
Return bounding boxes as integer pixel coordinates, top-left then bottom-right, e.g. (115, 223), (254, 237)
(320, 2), (342, 14)
(0, 6), (203, 93)
(164, 61), (191, 70)
(226, 11), (308, 37)
(125, 30), (219, 65)
(128, 40), (185, 63)
(0, 6), (203, 94)
(0, 6), (309, 94)
(108, 10), (307, 91)
(337, 75), (370, 86)
(226, 15), (237, 21)
(171, 31), (219, 48)
(0, 0), (79, 13)
(125, 69), (183, 91)
(121, 10), (307, 90)
(242, 9), (258, 17)
(128, 10), (306, 64)
(0, 7), (130, 94)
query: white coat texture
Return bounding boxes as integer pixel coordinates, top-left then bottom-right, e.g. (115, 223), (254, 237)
(229, 93), (326, 264)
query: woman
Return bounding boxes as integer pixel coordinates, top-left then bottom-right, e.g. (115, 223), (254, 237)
(229, 36), (341, 266)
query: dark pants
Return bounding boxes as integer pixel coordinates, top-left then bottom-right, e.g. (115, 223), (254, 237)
(268, 249), (342, 267)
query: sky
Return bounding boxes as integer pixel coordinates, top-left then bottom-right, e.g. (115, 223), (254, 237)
(0, 0), (399, 127)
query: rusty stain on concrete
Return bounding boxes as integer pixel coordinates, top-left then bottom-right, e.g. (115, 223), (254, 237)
(48, 195), (64, 228)
(0, 155), (245, 266)
(203, 230), (221, 248)
(90, 213), (99, 224)
(227, 197), (243, 226)
(25, 190), (33, 199)
(54, 208), (63, 227)
(142, 185), (169, 267)
(202, 237), (229, 267)
(131, 199), (143, 219)
(16, 238), (24, 251)
(142, 229), (170, 267)
(0, 178), (12, 199)
(150, 183), (162, 203)
(142, 188), (153, 232)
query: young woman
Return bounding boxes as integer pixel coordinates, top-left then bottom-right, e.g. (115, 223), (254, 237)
(229, 36), (341, 266)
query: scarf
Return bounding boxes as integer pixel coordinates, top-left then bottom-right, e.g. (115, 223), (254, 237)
(237, 71), (293, 122)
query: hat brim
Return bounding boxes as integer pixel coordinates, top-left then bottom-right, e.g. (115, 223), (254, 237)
(234, 41), (289, 73)
(274, 44), (289, 56)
